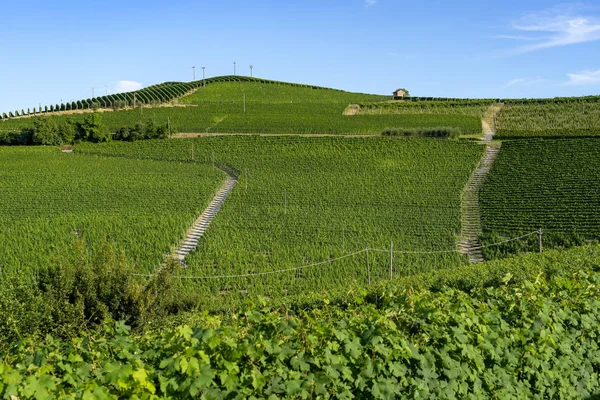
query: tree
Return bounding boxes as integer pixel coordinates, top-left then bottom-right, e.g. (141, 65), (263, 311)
(32, 118), (61, 145)
(77, 113), (109, 143)
(58, 119), (76, 144)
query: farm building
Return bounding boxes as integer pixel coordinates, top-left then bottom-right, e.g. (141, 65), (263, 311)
(393, 88), (408, 97)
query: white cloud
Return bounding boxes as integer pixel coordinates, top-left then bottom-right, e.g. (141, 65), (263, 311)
(115, 80), (142, 93)
(505, 77), (548, 87)
(491, 34), (545, 41)
(506, 78), (527, 87)
(365, 0), (376, 7)
(500, 4), (600, 53)
(565, 68), (600, 85)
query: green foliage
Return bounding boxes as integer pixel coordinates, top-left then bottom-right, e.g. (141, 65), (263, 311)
(0, 238), (191, 344)
(0, 130), (33, 145)
(359, 99), (492, 118)
(30, 118), (75, 145)
(0, 146), (224, 291)
(114, 119), (168, 141)
(76, 113), (110, 143)
(0, 80), (482, 135)
(480, 138), (600, 257)
(496, 99), (600, 138)
(77, 136), (484, 304)
(382, 126), (461, 139)
(3, 264), (600, 398)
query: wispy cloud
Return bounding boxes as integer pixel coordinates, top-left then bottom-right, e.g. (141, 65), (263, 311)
(115, 80), (142, 93)
(498, 4), (600, 53)
(365, 0), (376, 7)
(491, 34), (545, 41)
(505, 77), (548, 87)
(506, 69), (600, 87)
(565, 68), (600, 85)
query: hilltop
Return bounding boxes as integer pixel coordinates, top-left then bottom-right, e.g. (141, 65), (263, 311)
(0, 76), (482, 136)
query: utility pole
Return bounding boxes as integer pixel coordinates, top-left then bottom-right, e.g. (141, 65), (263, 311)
(202, 67), (205, 85)
(284, 189), (287, 214)
(192, 66), (196, 81)
(233, 61), (236, 76)
(167, 116), (171, 139)
(105, 86), (108, 96)
(243, 93), (246, 113)
(250, 65), (253, 77)
(133, 93), (136, 108)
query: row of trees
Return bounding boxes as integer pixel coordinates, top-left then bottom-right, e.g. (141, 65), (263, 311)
(0, 114), (170, 146)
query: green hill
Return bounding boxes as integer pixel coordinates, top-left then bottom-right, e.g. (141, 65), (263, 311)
(0, 76), (482, 136)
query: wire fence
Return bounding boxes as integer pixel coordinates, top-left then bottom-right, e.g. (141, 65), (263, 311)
(131, 230), (543, 281)
(0, 228), (587, 297)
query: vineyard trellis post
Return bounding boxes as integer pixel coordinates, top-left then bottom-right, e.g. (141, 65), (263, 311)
(539, 228), (543, 253)
(243, 93), (246, 113)
(167, 117), (171, 139)
(390, 241), (393, 280)
(366, 247), (370, 284)
(284, 189), (287, 215)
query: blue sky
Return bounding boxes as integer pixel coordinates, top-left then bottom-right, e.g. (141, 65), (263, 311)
(1, 0), (600, 113)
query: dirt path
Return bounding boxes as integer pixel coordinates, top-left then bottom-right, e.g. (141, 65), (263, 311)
(172, 132), (381, 138)
(481, 104), (502, 142)
(457, 104), (503, 263)
(343, 104), (360, 115)
(173, 168), (238, 264)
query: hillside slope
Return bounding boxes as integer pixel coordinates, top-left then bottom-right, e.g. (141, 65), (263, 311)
(0, 76), (482, 135)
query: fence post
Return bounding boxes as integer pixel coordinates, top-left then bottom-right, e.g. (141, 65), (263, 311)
(390, 241), (393, 280)
(538, 229), (543, 253)
(366, 247), (370, 285)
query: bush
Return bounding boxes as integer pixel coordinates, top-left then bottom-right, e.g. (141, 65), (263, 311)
(3, 265), (600, 398)
(382, 126), (461, 139)
(76, 113), (110, 143)
(30, 118), (76, 145)
(0, 239), (185, 343)
(113, 119), (169, 141)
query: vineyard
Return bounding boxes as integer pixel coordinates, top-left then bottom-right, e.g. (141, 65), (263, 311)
(75, 136), (485, 307)
(0, 147), (223, 284)
(0, 78), (483, 135)
(3, 245), (600, 398)
(3, 76), (600, 397)
(479, 138), (600, 257)
(495, 98), (600, 138)
(355, 99), (495, 119)
(0, 76), (358, 120)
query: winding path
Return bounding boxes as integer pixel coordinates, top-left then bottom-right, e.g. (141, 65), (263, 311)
(457, 104), (503, 263)
(173, 168), (238, 264)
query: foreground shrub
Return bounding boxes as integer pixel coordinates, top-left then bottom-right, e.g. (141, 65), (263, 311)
(2, 267), (600, 398)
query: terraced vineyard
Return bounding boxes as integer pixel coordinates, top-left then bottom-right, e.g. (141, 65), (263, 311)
(479, 138), (600, 258)
(0, 147), (223, 284)
(77, 136), (484, 307)
(355, 99), (495, 118)
(0, 78), (483, 135)
(496, 98), (600, 138)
